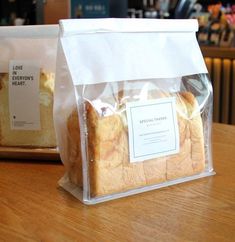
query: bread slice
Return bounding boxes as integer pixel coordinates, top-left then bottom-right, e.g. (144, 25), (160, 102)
(67, 91), (205, 197)
(0, 72), (56, 147)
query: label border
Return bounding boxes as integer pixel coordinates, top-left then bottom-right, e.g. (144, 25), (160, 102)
(129, 101), (177, 159)
(126, 97), (180, 162)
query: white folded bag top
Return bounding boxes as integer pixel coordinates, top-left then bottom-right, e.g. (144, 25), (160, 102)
(59, 18), (207, 85)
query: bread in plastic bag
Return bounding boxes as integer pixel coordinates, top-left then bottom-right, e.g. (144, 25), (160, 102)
(0, 25), (58, 148)
(55, 19), (214, 204)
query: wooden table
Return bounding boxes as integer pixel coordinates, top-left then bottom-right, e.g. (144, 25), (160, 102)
(0, 123), (235, 242)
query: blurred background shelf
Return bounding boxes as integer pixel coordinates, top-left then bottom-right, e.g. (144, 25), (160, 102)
(201, 46), (235, 59)
(201, 46), (235, 125)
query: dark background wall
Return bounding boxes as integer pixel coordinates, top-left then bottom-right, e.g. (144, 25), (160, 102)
(0, 0), (233, 25)
(0, 0), (36, 25)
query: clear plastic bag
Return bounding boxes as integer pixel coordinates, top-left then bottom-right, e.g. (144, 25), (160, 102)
(55, 19), (214, 204)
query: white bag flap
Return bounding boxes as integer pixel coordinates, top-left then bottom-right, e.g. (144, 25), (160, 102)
(59, 19), (207, 85)
(0, 25), (59, 73)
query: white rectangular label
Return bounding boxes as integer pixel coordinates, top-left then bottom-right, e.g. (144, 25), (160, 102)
(9, 60), (40, 130)
(126, 97), (179, 162)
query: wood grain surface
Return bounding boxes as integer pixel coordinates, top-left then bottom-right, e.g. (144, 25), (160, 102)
(0, 123), (234, 242)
